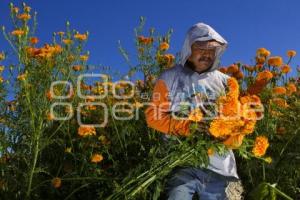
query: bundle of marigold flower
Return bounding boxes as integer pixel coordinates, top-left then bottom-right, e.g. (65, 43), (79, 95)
(207, 77), (263, 149)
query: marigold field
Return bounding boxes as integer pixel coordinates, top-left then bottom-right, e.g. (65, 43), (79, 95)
(0, 3), (299, 200)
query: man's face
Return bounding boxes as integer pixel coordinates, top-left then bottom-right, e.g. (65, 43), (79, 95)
(187, 40), (221, 73)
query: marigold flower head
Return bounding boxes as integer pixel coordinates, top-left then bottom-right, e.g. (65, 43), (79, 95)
(138, 35), (154, 45)
(30, 37), (39, 45)
(209, 119), (244, 138)
(287, 50), (296, 58)
(51, 177), (62, 188)
(280, 65), (291, 74)
(268, 56), (283, 67)
(159, 42), (169, 51)
(78, 125), (96, 137)
(11, 29), (25, 36)
(207, 148), (214, 156)
(74, 33), (87, 41)
(72, 65), (82, 71)
(17, 73), (27, 81)
(219, 67), (227, 74)
(227, 77), (239, 99)
(12, 7), (19, 14)
(252, 136), (269, 157)
(80, 55), (89, 61)
(272, 87), (286, 95)
(90, 153), (104, 163)
(157, 54), (175, 68)
(188, 107), (203, 122)
(47, 112), (55, 121)
(286, 83), (297, 95)
(0, 77), (4, 83)
(233, 71), (244, 80)
(17, 13), (31, 20)
(63, 39), (73, 45)
(218, 96), (240, 117)
(46, 90), (53, 101)
(256, 70), (273, 82)
(57, 31), (65, 36)
(256, 48), (271, 57)
(24, 6), (31, 13)
(227, 64), (239, 74)
(223, 134), (244, 149)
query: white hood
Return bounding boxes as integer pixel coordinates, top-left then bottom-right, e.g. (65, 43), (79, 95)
(180, 22), (228, 71)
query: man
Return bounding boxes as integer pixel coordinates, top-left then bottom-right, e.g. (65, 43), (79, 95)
(145, 23), (240, 199)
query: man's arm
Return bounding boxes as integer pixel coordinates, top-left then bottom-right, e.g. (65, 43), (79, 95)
(145, 79), (191, 136)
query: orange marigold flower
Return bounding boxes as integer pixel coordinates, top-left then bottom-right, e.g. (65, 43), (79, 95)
(286, 50), (296, 58)
(227, 77), (239, 99)
(218, 96), (240, 117)
(74, 33), (87, 41)
(256, 70), (273, 82)
(207, 148), (214, 156)
(17, 13), (31, 20)
(91, 153), (104, 163)
(24, 6), (31, 13)
(219, 67), (227, 74)
(252, 136), (269, 157)
(233, 71), (244, 80)
(30, 37), (39, 45)
(11, 29), (25, 36)
(188, 107), (203, 122)
(46, 90), (53, 101)
(78, 125), (96, 137)
(72, 65), (82, 71)
(157, 54), (175, 68)
(80, 55), (89, 61)
(47, 112), (55, 121)
(227, 64), (239, 74)
(0, 77), (4, 83)
(240, 95), (261, 105)
(268, 56), (283, 67)
(159, 42), (169, 51)
(286, 83), (297, 95)
(12, 7), (19, 14)
(57, 31), (65, 36)
(209, 119), (244, 138)
(17, 73), (27, 81)
(51, 177), (62, 188)
(223, 134), (245, 149)
(0, 65), (4, 72)
(63, 39), (73, 45)
(138, 35), (154, 45)
(280, 65), (291, 74)
(256, 48), (271, 57)
(272, 87), (286, 95)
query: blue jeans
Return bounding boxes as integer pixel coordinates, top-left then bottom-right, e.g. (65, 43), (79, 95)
(165, 167), (237, 200)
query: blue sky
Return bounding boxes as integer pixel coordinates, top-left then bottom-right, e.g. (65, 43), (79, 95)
(1, 0), (299, 98)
